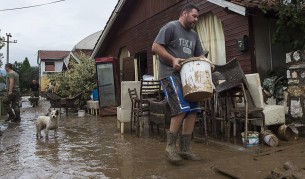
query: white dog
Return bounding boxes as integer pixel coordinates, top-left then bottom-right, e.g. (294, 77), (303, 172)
(36, 109), (59, 139)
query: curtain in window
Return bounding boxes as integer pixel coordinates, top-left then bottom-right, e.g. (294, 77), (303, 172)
(196, 13), (226, 65)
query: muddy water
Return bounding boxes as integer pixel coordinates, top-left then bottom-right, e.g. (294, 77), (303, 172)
(0, 99), (244, 178)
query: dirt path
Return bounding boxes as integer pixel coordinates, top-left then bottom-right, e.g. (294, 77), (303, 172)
(0, 99), (305, 178)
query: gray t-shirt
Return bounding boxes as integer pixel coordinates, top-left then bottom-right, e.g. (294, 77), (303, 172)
(154, 20), (207, 79)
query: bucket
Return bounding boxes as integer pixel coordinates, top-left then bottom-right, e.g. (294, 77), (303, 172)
(260, 130), (279, 147)
(78, 110), (86, 117)
(91, 89), (99, 101)
(241, 131), (259, 146)
(180, 57), (213, 102)
(278, 124), (298, 141)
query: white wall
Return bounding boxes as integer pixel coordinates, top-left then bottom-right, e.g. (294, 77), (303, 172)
(40, 60), (64, 76)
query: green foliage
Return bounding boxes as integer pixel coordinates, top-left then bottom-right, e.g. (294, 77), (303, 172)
(263, 0), (305, 51)
(12, 58), (39, 93)
(48, 53), (97, 107)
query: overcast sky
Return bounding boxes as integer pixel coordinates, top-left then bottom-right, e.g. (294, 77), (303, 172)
(0, 0), (117, 66)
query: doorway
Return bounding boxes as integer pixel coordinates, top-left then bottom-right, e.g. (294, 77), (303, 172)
(135, 52), (147, 81)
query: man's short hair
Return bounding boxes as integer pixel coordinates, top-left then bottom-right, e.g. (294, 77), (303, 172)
(180, 4), (200, 16)
(5, 63), (13, 70)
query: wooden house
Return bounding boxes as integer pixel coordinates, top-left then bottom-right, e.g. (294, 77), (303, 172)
(91, 0), (286, 105)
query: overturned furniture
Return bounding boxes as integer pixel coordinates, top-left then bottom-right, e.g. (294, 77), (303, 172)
(46, 93), (66, 114)
(47, 92), (84, 116)
(65, 92), (83, 116)
(214, 58), (265, 145)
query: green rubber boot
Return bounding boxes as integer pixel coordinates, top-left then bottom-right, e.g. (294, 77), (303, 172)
(165, 131), (183, 165)
(179, 134), (201, 161)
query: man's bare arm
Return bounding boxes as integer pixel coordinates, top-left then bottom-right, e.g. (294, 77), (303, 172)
(152, 43), (184, 71)
(9, 78), (14, 95)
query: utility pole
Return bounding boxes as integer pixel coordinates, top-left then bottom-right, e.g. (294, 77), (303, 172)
(4, 33), (17, 64)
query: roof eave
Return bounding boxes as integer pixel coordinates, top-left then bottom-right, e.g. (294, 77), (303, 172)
(91, 0), (126, 59)
(207, 0), (246, 16)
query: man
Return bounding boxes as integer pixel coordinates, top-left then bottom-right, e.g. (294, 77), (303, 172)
(30, 80), (40, 97)
(3, 63), (21, 122)
(152, 4), (210, 165)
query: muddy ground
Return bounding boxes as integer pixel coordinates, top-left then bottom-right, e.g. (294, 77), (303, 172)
(1, 99), (305, 179)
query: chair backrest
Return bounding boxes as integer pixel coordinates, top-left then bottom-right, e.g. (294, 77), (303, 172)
(214, 58), (249, 94)
(140, 80), (161, 100)
(245, 73), (265, 108)
(121, 81), (141, 109)
(128, 88), (139, 103)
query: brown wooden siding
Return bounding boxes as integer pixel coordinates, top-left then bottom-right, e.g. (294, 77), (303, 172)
(97, 0), (252, 76)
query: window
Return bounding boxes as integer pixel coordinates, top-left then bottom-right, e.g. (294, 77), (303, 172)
(45, 62), (55, 71)
(196, 13), (226, 65)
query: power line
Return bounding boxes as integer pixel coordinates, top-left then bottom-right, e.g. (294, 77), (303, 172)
(0, 0), (66, 12)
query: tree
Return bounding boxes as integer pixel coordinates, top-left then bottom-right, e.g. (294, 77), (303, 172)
(0, 35), (4, 67)
(12, 58), (39, 93)
(48, 52), (97, 108)
(261, 0), (305, 51)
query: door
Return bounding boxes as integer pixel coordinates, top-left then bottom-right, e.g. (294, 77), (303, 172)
(122, 57), (135, 81)
(97, 63), (116, 107)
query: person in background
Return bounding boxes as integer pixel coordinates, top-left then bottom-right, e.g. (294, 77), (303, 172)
(3, 63), (21, 122)
(30, 80), (40, 97)
(152, 4), (210, 165)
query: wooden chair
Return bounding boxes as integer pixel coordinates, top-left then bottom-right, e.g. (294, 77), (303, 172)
(214, 58), (265, 146)
(149, 99), (170, 139)
(140, 80), (162, 101)
(128, 88), (150, 137)
(140, 80), (164, 136)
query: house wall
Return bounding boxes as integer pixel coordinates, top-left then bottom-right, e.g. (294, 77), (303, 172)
(39, 60), (64, 92)
(97, 0), (252, 75)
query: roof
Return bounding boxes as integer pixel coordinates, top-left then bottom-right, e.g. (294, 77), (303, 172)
(73, 31), (102, 50)
(91, 0), (276, 58)
(91, 0), (126, 58)
(228, 0), (276, 8)
(38, 50), (70, 60)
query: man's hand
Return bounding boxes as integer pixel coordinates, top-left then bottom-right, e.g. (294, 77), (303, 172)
(172, 58), (185, 71)
(8, 91), (13, 96)
(211, 63), (215, 72)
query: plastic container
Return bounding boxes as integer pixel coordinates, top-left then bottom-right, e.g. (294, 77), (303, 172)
(78, 110), (86, 117)
(278, 124), (298, 141)
(241, 131), (259, 146)
(260, 130), (279, 147)
(180, 57), (213, 102)
(91, 89), (99, 101)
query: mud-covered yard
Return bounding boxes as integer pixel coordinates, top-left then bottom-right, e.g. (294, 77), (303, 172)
(0, 99), (305, 178)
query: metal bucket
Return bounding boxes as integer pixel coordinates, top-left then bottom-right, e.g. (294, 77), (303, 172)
(180, 57), (213, 102)
(260, 130), (279, 147)
(278, 124), (298, 141)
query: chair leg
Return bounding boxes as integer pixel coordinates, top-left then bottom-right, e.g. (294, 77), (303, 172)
(203, 111), (208, 140)
(121, 122), (124, 134)
(130, 116), (132, 134)
(136, 113), (140, 137)
(233, 120), (237, 137)
(117, 120), (120, 130)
